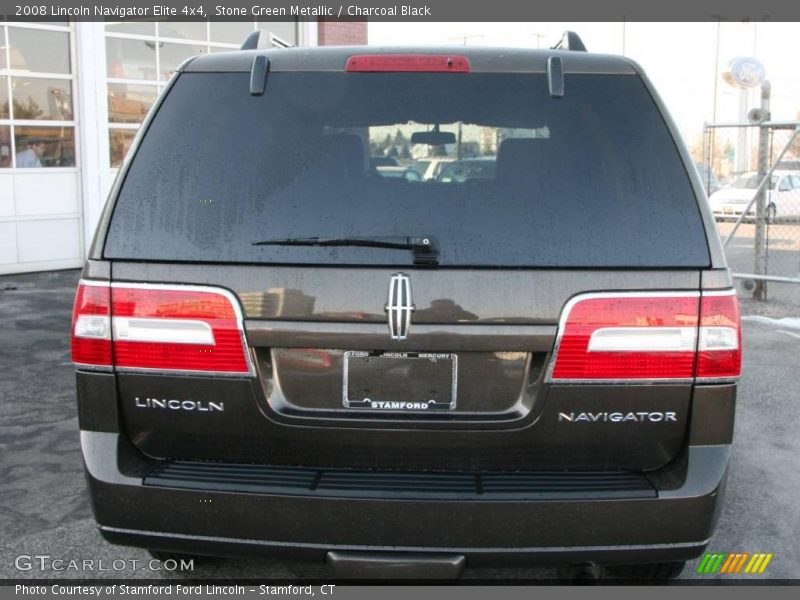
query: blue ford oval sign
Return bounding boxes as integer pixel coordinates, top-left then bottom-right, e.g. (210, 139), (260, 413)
(723, 56), (766, 89)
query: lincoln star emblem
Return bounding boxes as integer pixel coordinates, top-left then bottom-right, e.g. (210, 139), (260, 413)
(385, 273), (415, 341)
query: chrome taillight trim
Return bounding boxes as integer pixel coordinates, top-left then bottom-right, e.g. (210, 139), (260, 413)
(73, 362), (114, 372)
(74, 279), (255, 378)
(587, 326), (698, 352)
(546, 289), (741, 384)
(112, 317), (215, 346)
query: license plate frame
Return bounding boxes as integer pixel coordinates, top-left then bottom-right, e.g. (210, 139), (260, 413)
(342, 351), (458, 411)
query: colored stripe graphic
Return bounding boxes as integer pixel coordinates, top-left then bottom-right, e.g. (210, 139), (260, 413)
(699, 552), (773, 575)
(698, 553), (727, 574)
(701, 553), (721, 574)
(745, 554), (761, 573)
(733, 553), (750, 574)
(745, 553), (774, 574)
(696, 553), (712, 574)
(710, 553), (726, 574)
(719, 554), (736, 574)
(759, 554), (774, 573)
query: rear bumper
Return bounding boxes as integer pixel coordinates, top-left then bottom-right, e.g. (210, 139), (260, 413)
(82, 431), (729, 565)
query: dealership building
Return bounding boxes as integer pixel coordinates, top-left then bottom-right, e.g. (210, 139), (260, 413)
(0, 19), (366, 274)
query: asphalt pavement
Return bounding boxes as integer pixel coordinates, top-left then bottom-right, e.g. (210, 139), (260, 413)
(1, 269), (798, 581)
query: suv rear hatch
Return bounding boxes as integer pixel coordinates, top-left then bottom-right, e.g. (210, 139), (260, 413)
(86, 51), (734, 473)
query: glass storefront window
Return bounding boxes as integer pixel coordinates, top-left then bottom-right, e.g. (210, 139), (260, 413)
(11, 77), (73, 120)
(0, 125), (10, 168)
(108, 83), (157, 124)
(3, 26), (76, 169)
(104, 22), (293, 170)
(1, 28), (7, 70)
(106, 37), (157, 80)
(159, 22), (208, 42)
(109, 128), (136, 168)
(106, 22), (156, 36)
(160, 43), (205, 80)
(8, 28), (70, 74)
(1, 76), (8, 119)
(14, 125), (75, 168)
(209, 22), (254, 45)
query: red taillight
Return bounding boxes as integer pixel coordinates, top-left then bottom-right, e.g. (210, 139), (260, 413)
(345, 54), (470, 73)
(696, 290), (741, 380)
(71, 281), (253, 376)
(71, 282), (112, 367)
(547, 291), (741, 383)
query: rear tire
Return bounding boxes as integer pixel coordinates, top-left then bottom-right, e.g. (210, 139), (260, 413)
(607, 561), (686, 580)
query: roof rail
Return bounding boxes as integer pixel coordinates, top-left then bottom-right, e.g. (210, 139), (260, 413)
(241, 30), (260, 50)
(551, 31), (587, 52)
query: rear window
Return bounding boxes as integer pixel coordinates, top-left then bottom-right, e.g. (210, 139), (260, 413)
(104, 71), (710, 267)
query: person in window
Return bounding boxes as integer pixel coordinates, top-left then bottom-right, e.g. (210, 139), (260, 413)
(16, 138), (47, 168)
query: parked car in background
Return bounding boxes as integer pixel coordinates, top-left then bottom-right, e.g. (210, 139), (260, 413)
(370, 156), (399, 168)
(709, 170), (800, 222)
(436, 157), (496, 182)
(776, 159), (800, 171)
(409, 159), (432, 178)
(376, 166), (422, 181)
(695, 163), (720, 196)
(411, 157), (456, 180)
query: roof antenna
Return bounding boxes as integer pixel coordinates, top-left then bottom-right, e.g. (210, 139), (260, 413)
(241, 30), (260, 51)
(551, 31), (587, 52)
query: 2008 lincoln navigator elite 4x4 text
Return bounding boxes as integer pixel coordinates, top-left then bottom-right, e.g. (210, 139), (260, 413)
(72, 36), (741, 579)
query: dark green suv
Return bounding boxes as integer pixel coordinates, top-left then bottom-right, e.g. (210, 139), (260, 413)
(72, 41), (740, 579)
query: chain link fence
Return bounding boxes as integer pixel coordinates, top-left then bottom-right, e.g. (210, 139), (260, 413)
(702, 121), (800, 301)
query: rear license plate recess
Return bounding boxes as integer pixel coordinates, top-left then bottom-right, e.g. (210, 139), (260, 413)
(343, 351), (457, 411)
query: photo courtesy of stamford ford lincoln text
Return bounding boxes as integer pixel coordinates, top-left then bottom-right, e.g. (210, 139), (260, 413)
(0, 0), (799, 595)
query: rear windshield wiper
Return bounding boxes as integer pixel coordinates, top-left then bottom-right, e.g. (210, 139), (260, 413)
(252, 236), (439, 266)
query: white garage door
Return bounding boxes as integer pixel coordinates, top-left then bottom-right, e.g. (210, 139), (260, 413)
(0, 22), (83, 275)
